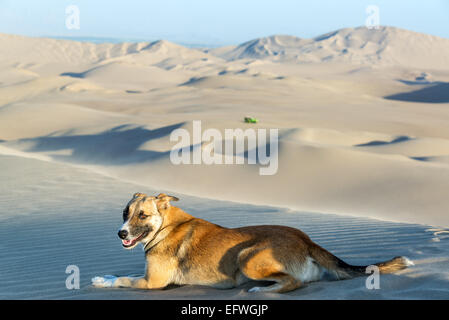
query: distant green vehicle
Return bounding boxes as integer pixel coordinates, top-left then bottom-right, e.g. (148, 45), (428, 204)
(244, 116), (259, 123)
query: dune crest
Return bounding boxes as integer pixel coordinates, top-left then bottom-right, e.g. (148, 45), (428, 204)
(210, 27), (449, 69)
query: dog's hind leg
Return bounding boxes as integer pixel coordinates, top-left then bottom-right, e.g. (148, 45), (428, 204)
(247, 274), (302, 293)
(238, 248), (302, 293)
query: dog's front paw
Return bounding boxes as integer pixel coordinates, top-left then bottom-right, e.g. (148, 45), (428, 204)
(91, 275), (117, 288)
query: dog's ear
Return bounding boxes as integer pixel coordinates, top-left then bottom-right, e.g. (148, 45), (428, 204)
(133, 192), (147, 199)
(156, 193), (179, 202)
(156, 193), (179, 210)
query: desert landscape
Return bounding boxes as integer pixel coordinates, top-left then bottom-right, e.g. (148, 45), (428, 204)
(0, 26), (449, 299)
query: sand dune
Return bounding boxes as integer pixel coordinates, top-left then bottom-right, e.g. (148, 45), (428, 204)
(61, 61), (188, 91)
(1, 28), (448, 227)
(0, 102), (131, 140)
(210, 27), (449, 69)
(4, 123), (449, 227)
(1, 27), (449, 299)
(0, 33), (150, 64)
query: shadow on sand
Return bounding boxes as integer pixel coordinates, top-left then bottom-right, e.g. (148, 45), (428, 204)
(15, 123), (185, 165)
(354, 135), (412, 147)
(385, 82), (449, 103)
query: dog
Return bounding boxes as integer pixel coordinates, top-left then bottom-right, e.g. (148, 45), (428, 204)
(92, 192), (413, 293)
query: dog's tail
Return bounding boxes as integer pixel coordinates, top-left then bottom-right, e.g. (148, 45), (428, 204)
(309, 244), (414, 280)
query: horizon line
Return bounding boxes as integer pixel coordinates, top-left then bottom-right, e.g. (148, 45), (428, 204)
(2, 25), (448, 48)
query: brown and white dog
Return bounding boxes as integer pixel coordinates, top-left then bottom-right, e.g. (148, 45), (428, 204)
(92, 192), (413, 293)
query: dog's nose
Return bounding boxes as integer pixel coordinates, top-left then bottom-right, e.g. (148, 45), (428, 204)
(118, 230), (128, 239)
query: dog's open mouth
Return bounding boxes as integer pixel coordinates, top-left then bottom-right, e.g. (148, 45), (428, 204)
(122, 232), (147, 248)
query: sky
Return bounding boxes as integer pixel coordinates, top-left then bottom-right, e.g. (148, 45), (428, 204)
(0, 0), (448, 45)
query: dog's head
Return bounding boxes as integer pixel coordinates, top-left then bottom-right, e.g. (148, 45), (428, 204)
(118, 192), (179, 249)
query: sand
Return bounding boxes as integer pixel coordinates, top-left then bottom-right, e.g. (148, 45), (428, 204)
(1, 26), (449, 299)
(0, 154), (448, 299)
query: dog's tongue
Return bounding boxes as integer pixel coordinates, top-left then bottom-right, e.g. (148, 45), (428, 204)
(122, 239), (133, 246)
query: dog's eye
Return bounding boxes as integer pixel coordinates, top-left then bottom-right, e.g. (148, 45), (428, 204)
(139, 211), (148, 219)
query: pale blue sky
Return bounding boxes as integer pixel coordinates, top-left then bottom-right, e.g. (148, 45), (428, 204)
(0, 0), (448, 45)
